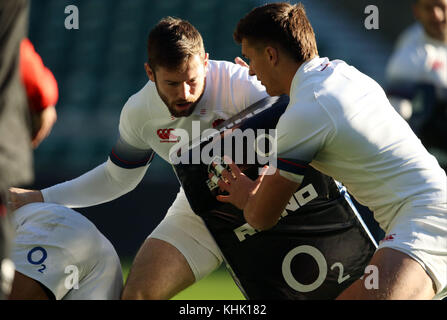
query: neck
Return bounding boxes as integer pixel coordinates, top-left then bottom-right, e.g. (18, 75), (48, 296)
(280, 59), (310, 96)
(274, 62), (300, 96)
(424, 28), (447, 44)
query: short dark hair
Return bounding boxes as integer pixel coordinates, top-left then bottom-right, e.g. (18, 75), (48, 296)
(147, 17), (205, 71)
(234, 2), (318, 63)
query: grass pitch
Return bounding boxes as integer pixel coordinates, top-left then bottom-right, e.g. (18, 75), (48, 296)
(121, 259), (245, 300)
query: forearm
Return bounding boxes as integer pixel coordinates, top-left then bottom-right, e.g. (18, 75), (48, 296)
(243, 186), (287, 231)
(42, 159), (148, 208)
(243, 170), (299, 230)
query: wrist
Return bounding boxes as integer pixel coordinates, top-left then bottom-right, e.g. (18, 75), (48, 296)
(35, 190), (44, 203)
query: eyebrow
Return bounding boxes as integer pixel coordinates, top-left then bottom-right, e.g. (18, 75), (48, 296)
(165, 77), (197, 84)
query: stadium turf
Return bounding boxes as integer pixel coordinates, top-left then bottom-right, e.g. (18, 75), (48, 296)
(121, 259), (245, 300)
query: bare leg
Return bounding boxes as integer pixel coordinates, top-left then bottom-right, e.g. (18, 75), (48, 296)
(121, 238), (195, 300)
(337, 248), (436, 300)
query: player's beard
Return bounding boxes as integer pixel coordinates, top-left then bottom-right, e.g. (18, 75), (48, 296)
(155, 78), (206, 118)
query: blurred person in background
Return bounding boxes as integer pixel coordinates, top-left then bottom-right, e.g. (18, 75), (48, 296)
(0, 0), (31, 300)
(20, 37), (58, 149)
(386, 0), (447, 169)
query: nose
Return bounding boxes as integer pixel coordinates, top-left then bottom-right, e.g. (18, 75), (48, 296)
(178, 82), (191, 100)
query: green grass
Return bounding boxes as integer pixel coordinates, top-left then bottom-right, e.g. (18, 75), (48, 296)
(171, 266), (245, 300)
(121, 259), (245, 300)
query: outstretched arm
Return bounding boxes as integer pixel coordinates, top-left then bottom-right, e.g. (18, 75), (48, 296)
(9, 136), (154, 210)
(41, 159), (150, 208)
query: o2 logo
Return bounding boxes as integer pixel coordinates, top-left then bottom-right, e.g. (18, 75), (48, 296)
(282, 245), (379, 292)
(27, 247), (48, 273)
(281, 245), (350, 293)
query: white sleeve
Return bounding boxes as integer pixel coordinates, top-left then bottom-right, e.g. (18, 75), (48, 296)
(119, 94), (152, 150)
(41, 159), (149, 208)
(277, 102), (333, 163)
(275, 100), (334, 181)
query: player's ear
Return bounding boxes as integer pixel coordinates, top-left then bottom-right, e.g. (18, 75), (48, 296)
(203, 53), (209, 68)
(145, 62), (155, 82)
(265, 46), (279, 66)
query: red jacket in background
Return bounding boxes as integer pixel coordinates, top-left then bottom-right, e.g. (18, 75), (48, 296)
(20, 38), (58, 112)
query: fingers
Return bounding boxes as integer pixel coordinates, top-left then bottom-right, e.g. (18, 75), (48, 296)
(6, 188), (43, 211)
(208, 172), (230, 192)
(216, 195), (231, 203)
(220, 169), (234, 183)
(226, 161), (241, 177)
(222, 155), (242, 176)
(234, 57), (249, 68)
(7, 189), (22, 211)
(8, 187), (25, 193)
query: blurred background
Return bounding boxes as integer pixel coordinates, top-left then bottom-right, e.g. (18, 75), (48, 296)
(25, 0), (422, 297)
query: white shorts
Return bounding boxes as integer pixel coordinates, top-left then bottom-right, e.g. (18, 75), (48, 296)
(11, 203), (123, 300)
(378, 202), (447, 298)
(149, 187), (223, 281)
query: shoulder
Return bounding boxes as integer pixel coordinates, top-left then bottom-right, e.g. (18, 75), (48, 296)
(394, 23), (424, 51)
(292, 58), (354, 101)
(207, 59), (257, 84)
(208, 59), (240, 73)
(393, 24), (426, 59)
(292, 58), (383, 120)
(119, 81), (158, 135)
(204, 59), (267, 113)
(314, 58), (382, 94)
(386, 24), (427, 80)
(121, 81), (154, 118)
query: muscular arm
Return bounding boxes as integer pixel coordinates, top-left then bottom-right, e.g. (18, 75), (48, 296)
(9, 136), (154, 209)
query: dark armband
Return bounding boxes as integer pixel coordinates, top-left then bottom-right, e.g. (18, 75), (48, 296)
(109, 136), (154, 169)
